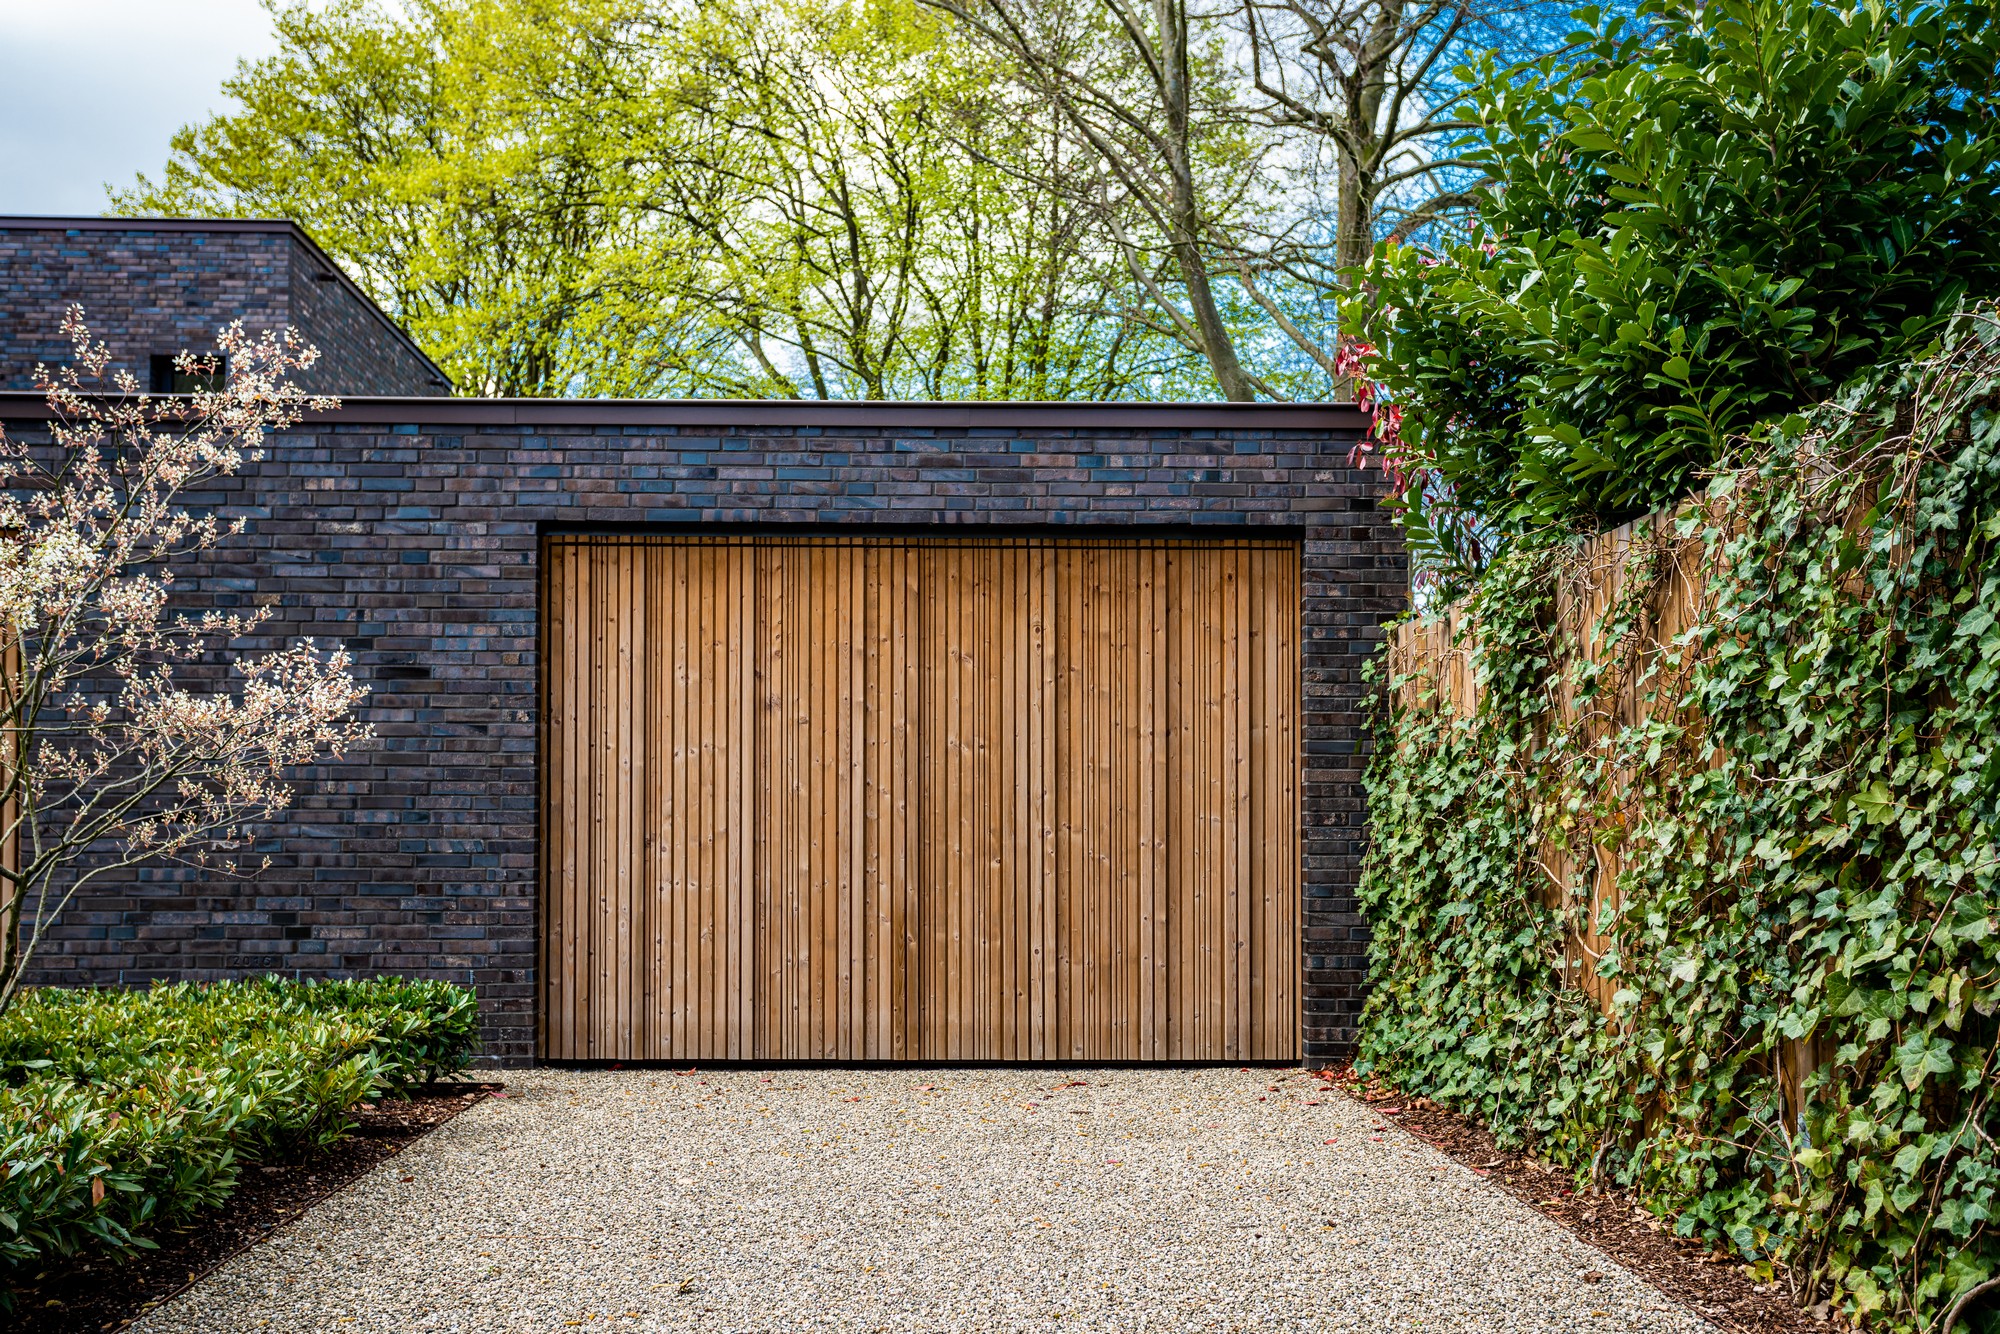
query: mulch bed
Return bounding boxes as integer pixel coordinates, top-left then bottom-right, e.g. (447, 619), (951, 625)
(8, 1081), (505, 1333)
(1319, 1064), (1831, 1334)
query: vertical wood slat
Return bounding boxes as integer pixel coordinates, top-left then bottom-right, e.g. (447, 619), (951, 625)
(541, 534), (1301, 1062)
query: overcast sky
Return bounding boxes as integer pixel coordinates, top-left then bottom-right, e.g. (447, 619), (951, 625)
(0, 0), (279, 215)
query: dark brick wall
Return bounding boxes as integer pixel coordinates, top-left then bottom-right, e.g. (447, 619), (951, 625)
(1, 399), (1404, 1065)
(0, 220), (448, 397)
(282, 237), (448, 397)
(0, 225), (289, 386)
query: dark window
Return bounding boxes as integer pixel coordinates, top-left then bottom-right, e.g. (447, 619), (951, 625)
(149, 354), (226, 394)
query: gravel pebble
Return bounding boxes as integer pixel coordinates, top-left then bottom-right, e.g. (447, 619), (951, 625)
(134, 1067), (1717, 1333)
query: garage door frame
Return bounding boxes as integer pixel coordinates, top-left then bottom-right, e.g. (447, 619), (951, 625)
(538, 528), (1304, 1063)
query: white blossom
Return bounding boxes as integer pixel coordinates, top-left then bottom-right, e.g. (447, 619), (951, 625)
(0, 308), (369, 1013)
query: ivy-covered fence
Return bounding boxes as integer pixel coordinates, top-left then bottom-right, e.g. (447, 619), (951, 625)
(1358, 316), (2000, 1331)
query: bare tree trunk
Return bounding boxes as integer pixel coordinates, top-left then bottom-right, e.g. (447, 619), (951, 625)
(1158, 0), (1257, 399)
(925, 0), (1260, 400)
(1336, 0), (1402, 270)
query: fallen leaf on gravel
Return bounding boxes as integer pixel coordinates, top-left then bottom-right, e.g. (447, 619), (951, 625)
(1469, 1167), (1489, 1176)
(1380, 1107), (1403, 1115)
(1323, 1139), (1338, 1145)
(1582, 1272), (1604, 1284)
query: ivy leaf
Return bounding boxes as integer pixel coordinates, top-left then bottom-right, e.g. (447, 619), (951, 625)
(1852, 782), (1898, 824)
(1894, 1033), (1956, 1090)
(1945, 1251), (1995, 1302)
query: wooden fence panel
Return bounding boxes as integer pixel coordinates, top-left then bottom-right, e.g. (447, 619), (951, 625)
(1385, 511), (1709, 1004)
(541, 534), (1301, 1061)
(1383, 508), (1838, 1113)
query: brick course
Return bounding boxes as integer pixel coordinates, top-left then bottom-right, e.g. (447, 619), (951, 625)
(0, 397), (1404, 1064)
(0, 219), (449, 396)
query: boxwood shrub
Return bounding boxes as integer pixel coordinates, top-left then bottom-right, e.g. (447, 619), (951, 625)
(0, 977), (479, 1286)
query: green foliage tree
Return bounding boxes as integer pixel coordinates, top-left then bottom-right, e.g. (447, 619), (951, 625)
(648, 0), (1203, 399)
(923, 0), (1277, 399)
(119, 0), (692, 398)
(116, 0), (1219, 399)
(1348, 0), (2000, 544)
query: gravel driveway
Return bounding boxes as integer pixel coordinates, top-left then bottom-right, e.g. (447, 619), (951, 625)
(134, 1066), (1713, 1333)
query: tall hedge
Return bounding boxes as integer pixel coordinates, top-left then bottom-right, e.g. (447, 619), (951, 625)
(1359, 316), (2000, 1329)
(1350, 0), (2000, 539)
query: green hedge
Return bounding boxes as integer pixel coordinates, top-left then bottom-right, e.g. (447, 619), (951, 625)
(1348, 0), (2000, 549)
(0, 977), (479, 1284)
(1359, 317), (2000, 1330)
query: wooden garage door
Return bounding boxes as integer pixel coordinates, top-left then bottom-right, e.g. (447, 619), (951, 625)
(540, 534), (1299, 1062)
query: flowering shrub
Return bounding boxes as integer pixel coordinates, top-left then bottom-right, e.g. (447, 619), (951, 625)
(0, 978), (479, 1286)
(0, 310), (372, 1013)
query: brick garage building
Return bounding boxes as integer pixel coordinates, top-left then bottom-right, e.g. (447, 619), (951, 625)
(0, 224), (1404, 1066)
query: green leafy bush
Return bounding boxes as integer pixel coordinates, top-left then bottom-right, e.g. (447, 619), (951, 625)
(1360, 313), (2000, 1329)
(1351, 0), (2000, 538)
(0, 977), (479, 1285)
